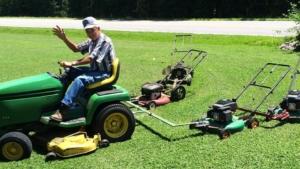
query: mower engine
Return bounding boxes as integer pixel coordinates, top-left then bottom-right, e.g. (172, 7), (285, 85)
(207, 99), (237, 123)
(170, 62), (188, 79)
(280, 90), (300, 111)
(211, 99), (238, 111)
(141, 83), (164, 100)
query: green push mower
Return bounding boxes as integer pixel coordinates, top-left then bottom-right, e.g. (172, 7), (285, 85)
(189, 63), (291, 139)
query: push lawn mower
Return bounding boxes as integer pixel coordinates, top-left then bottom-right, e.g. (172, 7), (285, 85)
(132, 49), (207, 110)
(0, 58), (136, 161)
(132, 35), (205, 110)
(266, 57), (300, 122)
(189, 63), (291, 139)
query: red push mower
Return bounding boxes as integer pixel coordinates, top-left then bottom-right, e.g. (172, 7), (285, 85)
(266, 57), (300, 122)
(131, 49), (207, 110)
(189, 63), (291, 139)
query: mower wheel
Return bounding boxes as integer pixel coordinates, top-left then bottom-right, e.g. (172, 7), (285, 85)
(247, 118), (259, 129)
(0, 132), (32, 161)
(92, 103), (135, 142)
(219, 129), (230, 140)
(187, 78), (192, 86)
(45, 152), (57, 162)
(147, 101), (156, 110)
(99, 139), (110, 148)
(171, 85), (186, 101)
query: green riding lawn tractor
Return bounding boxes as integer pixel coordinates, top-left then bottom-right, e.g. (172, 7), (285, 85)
(0, 58), (136, 161)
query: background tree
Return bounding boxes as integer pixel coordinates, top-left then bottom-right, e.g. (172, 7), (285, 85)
(0, 0), (299, 19)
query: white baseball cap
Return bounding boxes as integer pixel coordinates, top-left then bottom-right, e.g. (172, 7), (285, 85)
(82, 16), (98, 29)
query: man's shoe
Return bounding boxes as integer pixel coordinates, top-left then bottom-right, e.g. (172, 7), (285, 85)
(50, 103), (69, 122)
(50, 112), (64, 122)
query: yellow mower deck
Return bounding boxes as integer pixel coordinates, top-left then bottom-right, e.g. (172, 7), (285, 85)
(31, 129), (109, 161)
(47, 132), (100, 158)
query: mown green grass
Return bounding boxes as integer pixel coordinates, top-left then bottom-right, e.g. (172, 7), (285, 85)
(0, 27), (299, 169)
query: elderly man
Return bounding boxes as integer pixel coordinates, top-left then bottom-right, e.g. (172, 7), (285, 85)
(50, 16), (116, 122)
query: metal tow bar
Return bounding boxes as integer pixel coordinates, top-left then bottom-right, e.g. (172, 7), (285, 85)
(126, 101), (198, 127)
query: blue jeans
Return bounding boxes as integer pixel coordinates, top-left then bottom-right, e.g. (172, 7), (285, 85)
(61, 66), (110, 107)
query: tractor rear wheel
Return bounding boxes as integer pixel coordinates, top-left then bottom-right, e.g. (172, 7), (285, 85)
(91, 103), (135, 142)
(0, 132), (32, 161)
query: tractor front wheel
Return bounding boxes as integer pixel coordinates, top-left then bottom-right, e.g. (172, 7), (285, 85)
(0, 132), (32, 161)
(92, 103), (135, 142)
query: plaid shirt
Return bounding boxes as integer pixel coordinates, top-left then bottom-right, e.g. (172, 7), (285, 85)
(77, 33), (116, 72)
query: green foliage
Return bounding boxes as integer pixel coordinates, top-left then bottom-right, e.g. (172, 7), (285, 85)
(0, 0), (298, 19)
(0, 0), (69, 17)
(284, 1), (300, 40)
(0, 27), (299, 168)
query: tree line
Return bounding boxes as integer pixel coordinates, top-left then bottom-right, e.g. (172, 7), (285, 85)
(0, 0), (299, 19)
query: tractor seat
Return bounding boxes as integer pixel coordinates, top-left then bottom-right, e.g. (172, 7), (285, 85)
(86, 58), (120, 90)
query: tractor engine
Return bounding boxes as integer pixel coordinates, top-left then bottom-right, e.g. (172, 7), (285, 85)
(141, 83), (163, 100)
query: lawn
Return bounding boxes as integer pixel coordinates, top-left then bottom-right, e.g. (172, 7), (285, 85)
(0, 26), (299, 169)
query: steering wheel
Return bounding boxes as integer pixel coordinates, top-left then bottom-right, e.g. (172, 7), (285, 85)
(57, 61), (84, 73)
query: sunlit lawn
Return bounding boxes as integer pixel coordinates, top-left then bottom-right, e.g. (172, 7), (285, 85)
(0, 26), (299, 168)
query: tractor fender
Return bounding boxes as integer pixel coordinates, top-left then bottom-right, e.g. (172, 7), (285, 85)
(85, 86), (131, 124)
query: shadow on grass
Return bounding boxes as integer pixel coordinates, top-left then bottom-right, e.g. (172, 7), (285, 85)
(135, 119), (206, 142)
(259, 122), (285, 129)
(259, 120), (300, 129)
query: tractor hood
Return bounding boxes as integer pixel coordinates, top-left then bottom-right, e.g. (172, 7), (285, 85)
(0, 73), (65, 131)
(0, 73), (62, 97)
